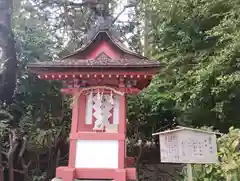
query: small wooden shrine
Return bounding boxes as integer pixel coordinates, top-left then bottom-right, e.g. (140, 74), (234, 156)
(28, 3), (160, 181)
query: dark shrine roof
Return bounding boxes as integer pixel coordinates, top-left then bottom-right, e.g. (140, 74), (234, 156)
(63, 30), (145, 59)
(28, 58), (159, 68)
(27, 30), (160, 70)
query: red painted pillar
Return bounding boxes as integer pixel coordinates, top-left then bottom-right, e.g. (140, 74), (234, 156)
(70, 93), (80, 134)
(69, 93), (87, 167)
(77, 94), (86, 132)
(56, 167), (75, 181)
(118, 94), (126, 134)
(117, 77), (127, 181)
(118, 95), (126, 170)
(115, 169), (127, 181)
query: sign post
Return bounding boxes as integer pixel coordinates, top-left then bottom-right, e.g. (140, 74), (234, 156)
(153, 126), (219, 180)
(187, 163), (193, 181)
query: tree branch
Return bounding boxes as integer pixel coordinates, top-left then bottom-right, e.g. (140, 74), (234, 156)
(18, 135), (27, 158)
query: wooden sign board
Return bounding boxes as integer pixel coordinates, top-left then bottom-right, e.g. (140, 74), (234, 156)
(153, 127), (218, 164)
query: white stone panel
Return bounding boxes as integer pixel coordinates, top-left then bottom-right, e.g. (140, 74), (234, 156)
(75, 140), (119, 168)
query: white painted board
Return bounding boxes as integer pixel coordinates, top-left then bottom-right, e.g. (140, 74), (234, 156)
(159, 130), (217, 164)
(75, 140), (119, 168)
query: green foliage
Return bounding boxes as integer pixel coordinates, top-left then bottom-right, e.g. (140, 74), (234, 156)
(140, 0), (240, 132)
(0, 1), (72, 180)
(0, 109), (12, 137)
(31, 171), (47, 181)
(180, 127), (240, 181)
(2, 0), (240, 180)
(127, 92), (177, 143)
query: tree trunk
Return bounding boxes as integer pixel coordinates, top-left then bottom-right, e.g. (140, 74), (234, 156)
(143, 9), (149, 57)
(0, 0), (17, 104)
(0, 139), (4, 181)
(21, 159), (31, 181)
(46, 136), (62, 181)
(8, 148), (15, 181)
(136, 142), (144, 181)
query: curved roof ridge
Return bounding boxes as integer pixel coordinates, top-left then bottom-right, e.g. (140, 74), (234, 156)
(61, 30), (147, 60)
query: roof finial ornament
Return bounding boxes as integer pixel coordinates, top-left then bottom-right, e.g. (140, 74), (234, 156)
(83, 0), (136, 30)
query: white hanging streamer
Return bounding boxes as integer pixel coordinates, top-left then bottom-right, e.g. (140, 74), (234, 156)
(101, 90), (104, 101)
(97, 89), (101, 100)
(110, 91), (114, 105)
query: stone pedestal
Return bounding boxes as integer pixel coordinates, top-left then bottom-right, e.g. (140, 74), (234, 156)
(52, 178), (111, 181)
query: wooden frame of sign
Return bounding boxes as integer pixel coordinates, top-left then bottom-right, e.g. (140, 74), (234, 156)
(153, 126), (219, 181)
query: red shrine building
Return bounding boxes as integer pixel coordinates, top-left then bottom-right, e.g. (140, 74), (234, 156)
(28, 28), (160, 181)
